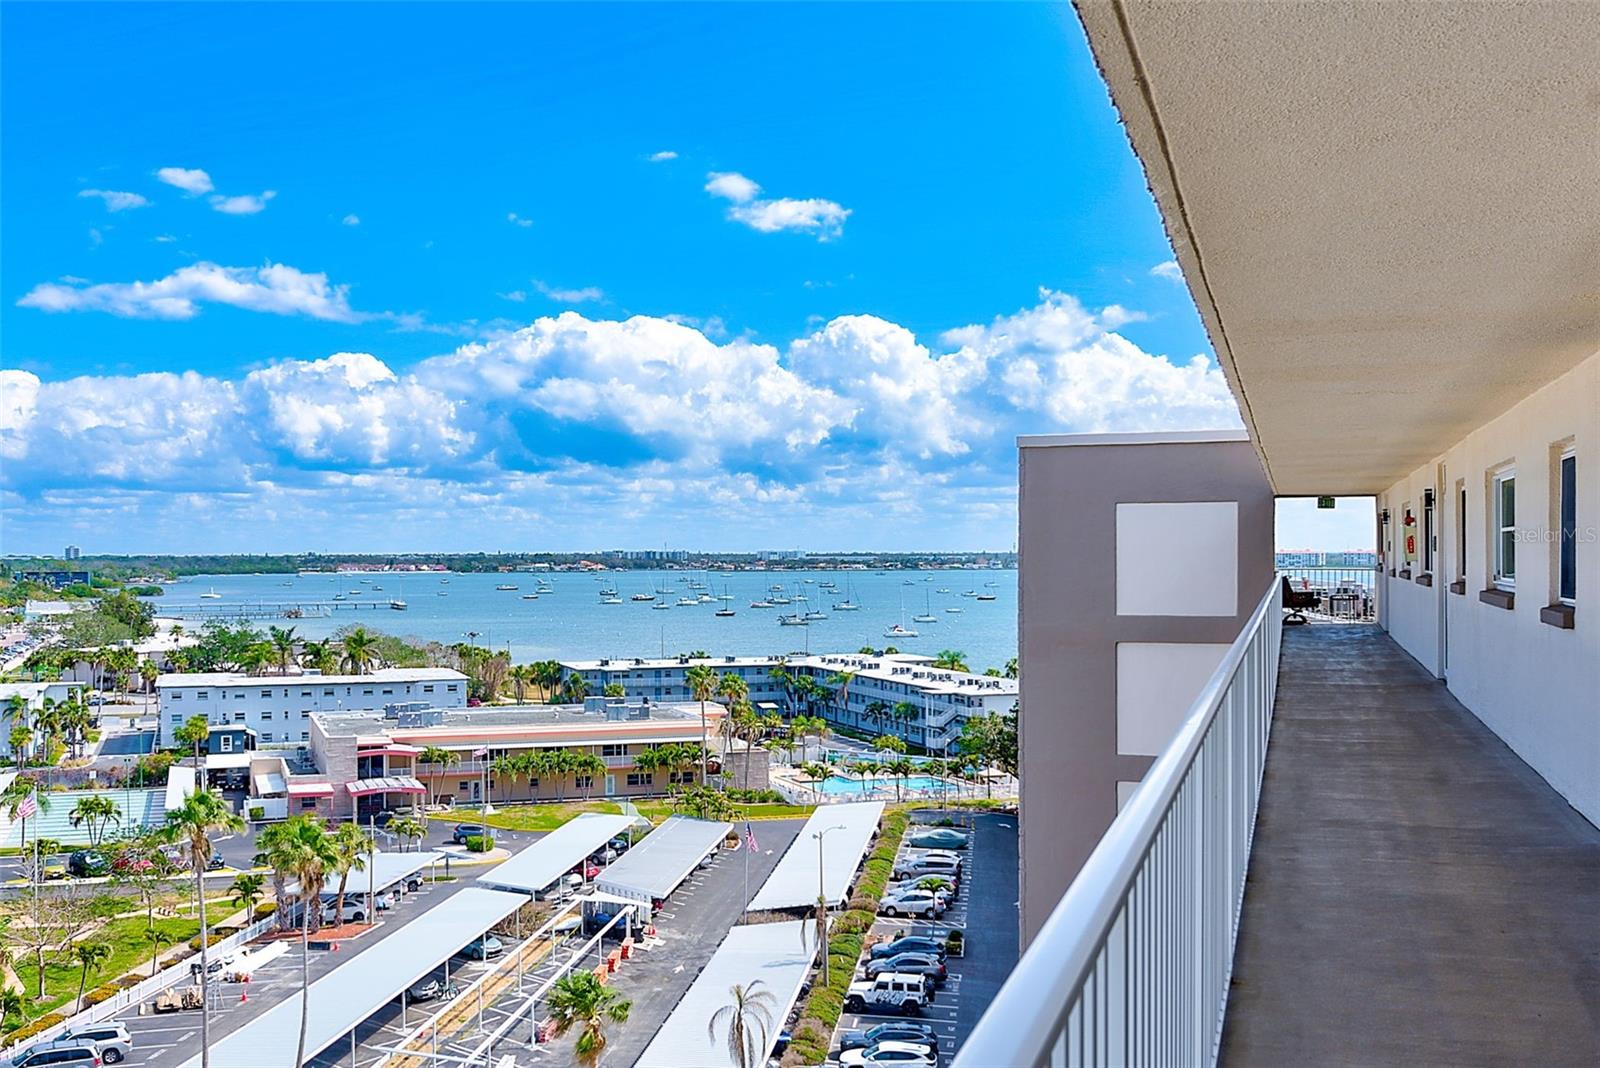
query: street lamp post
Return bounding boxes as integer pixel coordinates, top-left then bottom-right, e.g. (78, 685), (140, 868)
(812, 823), (847, 984)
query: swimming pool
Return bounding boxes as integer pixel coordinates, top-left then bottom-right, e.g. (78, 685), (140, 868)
(815, 774), (950, 796)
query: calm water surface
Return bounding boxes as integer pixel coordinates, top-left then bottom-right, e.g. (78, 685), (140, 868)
(156, 569), (1018, 673)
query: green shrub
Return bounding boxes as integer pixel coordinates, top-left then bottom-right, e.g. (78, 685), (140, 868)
(248, 806), (265, 821)
(6, 1012), (67, 1044)
(465, 834), (493, 853)
(253, 901), (278, 919)
(846, 895), (878, 914)
(188, 932), (225, 952)
(832, 909), (873, 936)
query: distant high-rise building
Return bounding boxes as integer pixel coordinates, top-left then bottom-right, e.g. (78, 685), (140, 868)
(63, 545), (81, 560)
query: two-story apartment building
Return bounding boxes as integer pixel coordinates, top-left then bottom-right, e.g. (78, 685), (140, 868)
(301, 698), (727, 820)
(155, 667), (469, 748)
(559, 655), (790, 704)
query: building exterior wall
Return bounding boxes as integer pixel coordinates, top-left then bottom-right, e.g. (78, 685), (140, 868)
(1377, 349), (1599, 826)
(157, 669), (468, 748)
(1017, 431), (1275, 948)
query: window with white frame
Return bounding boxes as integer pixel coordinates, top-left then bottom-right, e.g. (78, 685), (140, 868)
(1456, 481), (1467, 583)
(1493, 467), (1517, 589)
(1422, 490), (1435, 574)
(1558, 447), (1576, 604)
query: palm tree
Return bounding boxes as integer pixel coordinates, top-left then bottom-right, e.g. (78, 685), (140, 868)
(533, 660), (564, 702)
(546, 970), (632, 1068)
(72, 941), (112, 1012)
(561, 674), (589, 704)
(799, 762), (832, 798)
(268, 626), (299, 674)
(685, 665), (719, 787)
(339, 628), (379, 675)
(1004, 656), (1018, 679)
(390, 816), (425, 852)
(932, 649), (969, 672)
(508, 664), (532, 703)
(883, 757), (916, 802)
(70, 794), (120, 846)
(708, 981), (777, 1068)
(0, 987), (26, 1030)
(156, 788), (245, 1068)
(879, 731), (909, 756)
(299, 641), (337, 674)
(257, 815), (339, 1068)
(239, 641), (274, 676)
(229, 872), (266, 914)
(2, 778), (48, 854)
(571, 751), (606, 799)
(491, 753), (525, 800)
(143, 926), (175, 978)
(826, 670), (856, 727)
(327, 822), (371, 926)
(716, 674), (750, 767)
(175, 713), (210, 767)
(139, 659), (160, 693)
(767, 666), (795, 714)
(418, 746), (458, 804)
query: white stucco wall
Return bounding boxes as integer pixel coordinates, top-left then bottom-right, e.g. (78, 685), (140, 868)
(1378, 350), (1599, 827)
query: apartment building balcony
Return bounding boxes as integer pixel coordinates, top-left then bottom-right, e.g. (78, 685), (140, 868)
(959, 593), (1600, 1066)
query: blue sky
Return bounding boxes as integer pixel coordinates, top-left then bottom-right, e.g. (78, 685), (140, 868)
(1, 2), (1281, 555)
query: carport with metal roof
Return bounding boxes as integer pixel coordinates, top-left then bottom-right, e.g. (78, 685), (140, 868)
(746, 800), (884, 912)
(175, 886), (527, 1068)
(286, 850), (440, 898)
(476, 811), (636, 894)
(635, 920), (819, 1068)
(594, 816), (731, 904)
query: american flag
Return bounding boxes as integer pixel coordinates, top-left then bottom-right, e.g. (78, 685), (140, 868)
(744, 821), (759, 853)
(15, 792), (37, 820)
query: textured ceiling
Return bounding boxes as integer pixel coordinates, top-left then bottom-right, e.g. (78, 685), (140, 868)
(1076, 0), (1600, 493)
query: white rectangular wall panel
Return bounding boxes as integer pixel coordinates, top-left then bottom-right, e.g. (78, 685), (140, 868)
(1116, 501), (1239, 616)
(1116, 642), (1231, 756)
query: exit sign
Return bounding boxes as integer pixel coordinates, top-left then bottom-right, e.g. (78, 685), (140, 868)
(1317, 496), (1336, 509)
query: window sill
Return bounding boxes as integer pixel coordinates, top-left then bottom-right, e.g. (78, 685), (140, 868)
(1415, 573), (1433, 587)
(1388, 568), (1398, 578)
(1448, 580), (1466, 596)
(1478, 588), (1515, 611)
(1540, 604), (1576, 630)
(1398, 568), (1412, 579)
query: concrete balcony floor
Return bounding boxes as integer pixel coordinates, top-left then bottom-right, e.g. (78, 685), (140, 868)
(1220, 624), (1600, 1066)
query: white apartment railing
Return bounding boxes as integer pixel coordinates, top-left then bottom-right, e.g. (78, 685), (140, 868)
(955, 578), (1283, 1068)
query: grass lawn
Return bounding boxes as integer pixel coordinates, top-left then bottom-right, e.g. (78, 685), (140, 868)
(426, 797), (816, 832)
(8, 914), (200, 1030)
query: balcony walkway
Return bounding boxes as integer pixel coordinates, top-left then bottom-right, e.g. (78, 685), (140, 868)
(1220, 625), (1600, 1065)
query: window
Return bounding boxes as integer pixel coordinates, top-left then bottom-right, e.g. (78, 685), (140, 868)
(219, 735), (233, 753)
(1559, 448), (1577, 604)
(1456, 482), (1468, 583)
(600, 743), (626, 757)
(261, 710), (273, 720)
(626, 771), (652, 787)
(262, 732), (274, 742)
(300, 689), (311, 697)
(575, 774), (594, 789)
(301, 731), (310, 741)
(447, 684), (459, 693)
(362, 688), (374, 696)
(301, 710), (310, 718)
(323, 688), (334, 697)
(1493, 468), (1516, 589)
(423, 685), (434, 694)
(382, 688), (394, 696)
(195, 691), (207, 700)
(170, 714), (182, 724)
(171, 692), (182, 701)
(301, 798), (319, 810)
(260, 690), (272, 699)
(232, 710), (246, 723)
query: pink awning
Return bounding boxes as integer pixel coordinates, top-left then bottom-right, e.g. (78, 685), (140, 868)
(287, 782), (336, 798)
(358, 743), (421, 756)
(345, 775), (427, 798)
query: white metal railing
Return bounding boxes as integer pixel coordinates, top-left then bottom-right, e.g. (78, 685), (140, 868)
(955, 578), (1283, 1068)
(1, 913), (277, 1057)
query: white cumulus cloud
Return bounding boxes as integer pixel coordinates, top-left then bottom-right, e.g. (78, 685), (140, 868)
(704, 171), (849, 240)
(342, 214), (361, 227)
(16, 262), (367, 322)
(156, 167), (213, 195)
(507, 212), (533, 228)
(648, 150), (679, 162)
(534, 280), (604, 304)
(79, 189), (150, 212)
(1150, 260), (1184, 282)
(210, 191), (276, 215)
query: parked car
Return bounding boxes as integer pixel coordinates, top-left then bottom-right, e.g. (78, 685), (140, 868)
(607, 836), (631, 853)
(203, 854), (226, 871)
(892, 857), (961, 883)
(886, 880), (951, 908)
(372, 892), (396, 911)
(907, 828), (968, 850)
(880, 889), (943, 918)
(189, 951), (237, 978)
(66, 851), (109, 878)
(837, 1022), (940, 1054)
(844, 973), (927, 1016)
(865, 952), (947, 986)
(870, 935), (948, 961)
(321, 900), (368, 924)
(34, 1024), (131, 1065)
(904, 848), (962, 866)
(405, 975), (445, 1002)
(6, 1045), (104, 1067)
(451, 824), (488, 845)
(588, 847), (618, 865)
(838, 1041), (938, 1068)
(459, 934), (503, 960)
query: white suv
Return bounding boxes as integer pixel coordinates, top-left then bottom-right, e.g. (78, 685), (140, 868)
(35, 1024), (131, 1065)
(844, 973), (927, 1017)
(880, 889), (942, 918)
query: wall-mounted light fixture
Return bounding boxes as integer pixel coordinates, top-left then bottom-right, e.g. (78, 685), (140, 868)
(1423, 488), (1435, 507)
(1380, 509), (1391, 525)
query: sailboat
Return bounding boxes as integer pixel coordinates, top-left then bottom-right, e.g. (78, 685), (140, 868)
(200, 587), (221, 599)
(832, 578), (861, 611)
(885, 592), (920, 638)
(778, 612), (809, 626)
(715, 586), (736, 617)
(912, 588), (937, 624)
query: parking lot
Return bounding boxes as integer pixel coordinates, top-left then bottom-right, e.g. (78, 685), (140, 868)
(113, 869), (475, 1066)
(828, 808), (1018, 1066)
